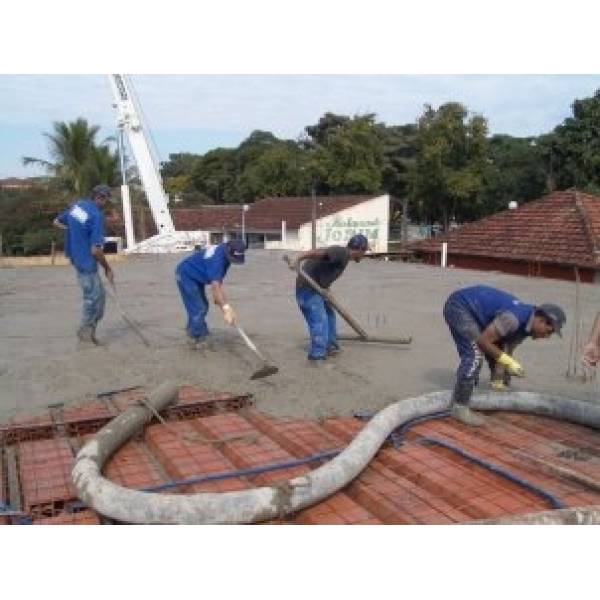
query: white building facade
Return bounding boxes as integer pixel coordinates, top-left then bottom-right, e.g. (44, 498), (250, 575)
(266, 194), (389, 252)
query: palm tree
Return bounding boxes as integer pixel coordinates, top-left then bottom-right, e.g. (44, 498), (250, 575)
(23, 118), (119, 195)
(90, 145), (120, 188)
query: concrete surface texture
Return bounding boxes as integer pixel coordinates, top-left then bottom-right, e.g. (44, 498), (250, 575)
(1, 250), (599, 422)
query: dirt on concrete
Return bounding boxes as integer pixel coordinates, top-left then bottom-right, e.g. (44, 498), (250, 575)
(1, 250), (599, 422)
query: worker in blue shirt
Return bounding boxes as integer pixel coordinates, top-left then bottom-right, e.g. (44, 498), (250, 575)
(175, 239), (245, 349)
(53, 184), (114, 344)
(444, 285), (566, 426)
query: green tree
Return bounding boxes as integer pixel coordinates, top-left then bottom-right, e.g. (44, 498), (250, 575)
(160, 152), (201, 178)
(410, 102), (489, 226)
(305, 112), (350, 146)
(313, 114), (384, 194)
(22, 118), (118, 195)
(190, 147), (238, 203)
(237, 142), (311, 199)
(536, 90), (600, 193)
(379, 123), (419, 199)
(480, 135), (547, 214)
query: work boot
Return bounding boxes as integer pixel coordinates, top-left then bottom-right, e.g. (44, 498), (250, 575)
(451, 404), (486, 427)
(77, 325), (97, 344)
(187, 335), (209, 351)
(327, 343), (341, 357)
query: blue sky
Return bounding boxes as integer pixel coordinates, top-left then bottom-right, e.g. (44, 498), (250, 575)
(1, 74), (599, 178)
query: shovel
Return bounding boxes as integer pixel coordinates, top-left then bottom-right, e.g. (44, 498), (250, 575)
(233, 323), (279, 380)
(106, 281), (151, 347)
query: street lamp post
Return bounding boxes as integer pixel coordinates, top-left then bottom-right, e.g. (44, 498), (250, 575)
(241, 204), (249, 246)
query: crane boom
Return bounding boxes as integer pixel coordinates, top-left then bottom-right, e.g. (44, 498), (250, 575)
(108, 75), (175, 235)
(107, 75), (208, 253)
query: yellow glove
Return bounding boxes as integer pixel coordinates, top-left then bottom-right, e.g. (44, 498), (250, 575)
(222, 303), (236, 325)
(497, 353), (525, 377)
(490, 380), (509, 392)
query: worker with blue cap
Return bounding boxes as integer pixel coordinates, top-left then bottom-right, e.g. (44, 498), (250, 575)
(290, 233), (370, 362)
(53, 184), (114, 344)
(444, 284), (566, 426)
(175, 239), (246, 349)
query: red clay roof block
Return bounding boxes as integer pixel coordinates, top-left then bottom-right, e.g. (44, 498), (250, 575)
(2, 386), (600, 525)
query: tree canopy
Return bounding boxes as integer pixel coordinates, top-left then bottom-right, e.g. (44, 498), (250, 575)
(6, 87), (600, 256)
(158, 89), (600, 223)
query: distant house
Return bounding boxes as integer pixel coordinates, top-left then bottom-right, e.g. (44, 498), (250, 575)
(0, 177), (38, 190)
(412, 189), (600, 282)
(108, 194), (390, 252)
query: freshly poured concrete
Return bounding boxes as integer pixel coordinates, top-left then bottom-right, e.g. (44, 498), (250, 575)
(1, 250), (599, 421)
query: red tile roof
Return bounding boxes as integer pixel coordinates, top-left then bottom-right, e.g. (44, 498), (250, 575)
(172, 205), (245, 231)
(413, 190), (600, 268)
(2, 385), (600, 525)
(241, 195), (375, 230)
(107, 195), (378, 235)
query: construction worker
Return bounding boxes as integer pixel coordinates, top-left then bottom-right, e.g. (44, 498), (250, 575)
(444, 285), (565, 426)
(175, 239), (245, 349)
(581, 312), (600, 368)
(53, 184), (114, 344)
(292, 233), (370, 361)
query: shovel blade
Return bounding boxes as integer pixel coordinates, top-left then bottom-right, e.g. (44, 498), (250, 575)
(250, 364), (279, 380)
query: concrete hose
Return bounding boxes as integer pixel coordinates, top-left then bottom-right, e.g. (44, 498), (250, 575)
(72, 387), (600, 524)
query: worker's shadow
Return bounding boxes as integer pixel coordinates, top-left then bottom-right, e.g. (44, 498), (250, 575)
(422, 367), (455, 388)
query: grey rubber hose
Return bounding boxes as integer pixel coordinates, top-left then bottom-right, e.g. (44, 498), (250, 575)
(72, 387), (600, 524)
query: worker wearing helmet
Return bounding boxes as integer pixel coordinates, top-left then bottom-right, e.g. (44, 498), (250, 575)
(291, 234), (370, 362)
(175, 239), (245, 350)
(53, 184), (114, 344)
(444, 285), (566, 426)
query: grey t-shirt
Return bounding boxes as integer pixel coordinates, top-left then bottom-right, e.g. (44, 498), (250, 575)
(296, 246), (350, 290)
(493, 311), (520, 338)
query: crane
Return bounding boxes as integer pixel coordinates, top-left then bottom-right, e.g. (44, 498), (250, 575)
(108, 75), (206, 252)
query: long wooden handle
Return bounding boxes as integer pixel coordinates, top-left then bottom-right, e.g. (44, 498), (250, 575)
(107, 283), (151, 347)
(283, 254), (368, 339)
(234, 324), (268, 363)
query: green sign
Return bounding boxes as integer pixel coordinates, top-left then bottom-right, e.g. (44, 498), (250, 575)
(320, 216), (381, 244)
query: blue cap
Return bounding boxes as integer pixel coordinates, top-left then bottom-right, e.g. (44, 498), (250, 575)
(226, 239), (246, 264)
(347, 234), (370, 251)
(91, 184), (112, 199)
(537, 303), (566, 337)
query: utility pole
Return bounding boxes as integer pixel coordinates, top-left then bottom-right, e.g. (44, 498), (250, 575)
(241, 204), (249, 246)
(311, 181), (317, 250)
(401, 197), (409, 248)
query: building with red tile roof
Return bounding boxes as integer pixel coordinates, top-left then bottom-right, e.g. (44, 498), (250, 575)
(412, 190), (600, 282)
(107, 194), (390, 252)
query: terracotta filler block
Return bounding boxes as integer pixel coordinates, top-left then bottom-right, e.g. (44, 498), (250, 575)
(18, 438), (77, 518)
(324, 419), (473, 523)
(0, 449), (7, 525)
(103, 439), (166, 490)
(195, 412), (382, 524)
(34, 510), (102, 525)
(144, 420), (249, 494)
(412, 419), (587, 506)
(3, 385), (600, 525)
(468, 415), (600, 498)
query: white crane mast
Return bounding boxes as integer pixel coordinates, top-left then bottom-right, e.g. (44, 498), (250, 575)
(108, 74), (207, 252)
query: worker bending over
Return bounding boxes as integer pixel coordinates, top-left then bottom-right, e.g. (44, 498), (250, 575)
(292, 234), (369, 362)
(53, 184), (114, 344)
(175, 239), (245, 349)
(444, 285), (565, 426)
